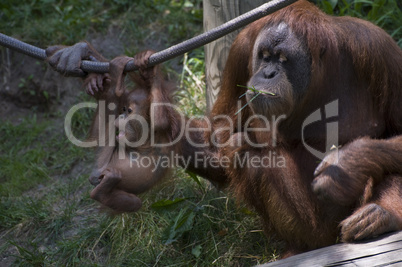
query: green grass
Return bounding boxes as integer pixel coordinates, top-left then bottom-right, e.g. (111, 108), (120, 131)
(0, 114), (276, 265)
(1, 0), (401, 266)
(0, 0), (203, 46)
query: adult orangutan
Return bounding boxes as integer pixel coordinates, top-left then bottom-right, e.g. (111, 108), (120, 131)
(47, 0), (402, 254)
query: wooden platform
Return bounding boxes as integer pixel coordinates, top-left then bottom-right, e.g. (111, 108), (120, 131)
(259, 231), (402, 267)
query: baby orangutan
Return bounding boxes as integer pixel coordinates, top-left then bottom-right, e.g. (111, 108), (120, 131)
(86, 51), (179, 213)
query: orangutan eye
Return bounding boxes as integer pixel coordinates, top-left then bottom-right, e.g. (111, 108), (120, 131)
(262, 50), (270, 58)
(128, 108), (133, 114)
(279, 54), (287, 63)
(122, 106), (126, 112)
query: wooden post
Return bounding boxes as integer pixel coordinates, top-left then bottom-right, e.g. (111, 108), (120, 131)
(203, 0), (266, 111)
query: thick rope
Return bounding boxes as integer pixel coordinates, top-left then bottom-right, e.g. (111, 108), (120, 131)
(0, 0), (297, 74)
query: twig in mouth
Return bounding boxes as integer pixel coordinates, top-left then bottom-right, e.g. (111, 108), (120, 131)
(235, 85), (276, 115)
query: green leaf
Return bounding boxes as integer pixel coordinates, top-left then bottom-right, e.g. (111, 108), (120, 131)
(151, 198), (185, 211)
(43, 91), (49, 100)
(328, 0), (339, 9)
(163, 208), (196, 244)
(321, 1), (335, 14)
(186, 170), (202, 188)
(191, 245), (202, 258)
(184, 1), (194, 8)
(240, 207), (256, 215)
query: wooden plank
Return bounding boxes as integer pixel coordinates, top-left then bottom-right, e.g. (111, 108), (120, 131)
(330, 249), (402, 267)
(203, 0), (266, 110)
(259, 231), (402, 267)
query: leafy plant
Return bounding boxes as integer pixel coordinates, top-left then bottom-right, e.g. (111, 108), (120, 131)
(316, 0), (402, 47)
